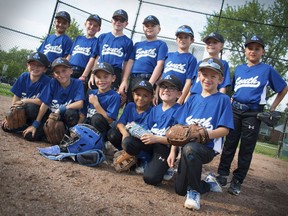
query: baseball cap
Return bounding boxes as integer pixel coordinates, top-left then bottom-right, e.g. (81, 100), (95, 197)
(175, 25), (194, 38)
(92, 62), (114, 75)
(245, 35), (265, 48)
(51, 57), (72, 71)
(157, 75), (182, 90)
(203, 32), (225, 43)
(143, 15), (160, 25)
(55, 11), (71, 24)
(27, 52), (50, 68)
(87, 14), (102, 26)
(112, 9), (128, 21)
(198, 58), (224, 76)
(132, 80), (154, 94)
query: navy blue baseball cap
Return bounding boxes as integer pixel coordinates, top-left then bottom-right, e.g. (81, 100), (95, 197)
(203, 32), (225, 43)
(199, 58), (224, 76)
(157, 75), (182, 90)
(92, 62), (114, 75)
(87, 14), (102, 26)
(112, 9), (128, 21)
(132, 80), (154, 94)
(51, 57), (72, 71)
(55, 11), (71, 24)
(27, 52), (50, 68)
(245, 35), (265, 48)
(143, 15), (160, 25)
(175, 25), (194, 38)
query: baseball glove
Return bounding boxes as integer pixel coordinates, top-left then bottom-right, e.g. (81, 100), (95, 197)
(5, 101), (27, 130)
(166, 124), (210, 146)
(113, 150), (137, 172)
(125, 122), (152, 139)
(44, 113), (66, 145)
(257, 111), (281, 127)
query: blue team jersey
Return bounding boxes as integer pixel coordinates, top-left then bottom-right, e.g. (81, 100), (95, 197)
(38, 34), (73, 63)
(162, 52), (197, 87)
(146, 103), (181, 136)
(39, 78), (85, 112)
(174, 92), (234, 153)
(69, 36), (98, 68)
(11, 72), (50, 99)
(190, 59), (231, 93)
(83, 89), (120, 121)
(130, 40), (168, 74)
(97, 32), (133, 69)
(118, 102), (152, 126)
(232, 62), (287, 105)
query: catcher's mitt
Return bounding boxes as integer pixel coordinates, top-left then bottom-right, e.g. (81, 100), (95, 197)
(257, 111), (281, 127)
(113, 150), (137, 172)
(5, 101), (27, 130)
(44, 113), (66, 145)
(166, 124), (210, 146)
(125, 122), (152, 139)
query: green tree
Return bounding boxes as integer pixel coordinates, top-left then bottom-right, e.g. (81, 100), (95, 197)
(202, 0), (288, 98)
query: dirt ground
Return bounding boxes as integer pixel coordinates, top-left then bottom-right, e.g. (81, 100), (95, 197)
(0, 95), (287, 216)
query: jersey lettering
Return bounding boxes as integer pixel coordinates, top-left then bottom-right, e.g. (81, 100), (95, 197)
(102, 44), (123, 57)
(151, 123), (168, 136)
(186, 116), (213, 130)
(234, 76), (261, 91)
(87, 108), (97, 118)
(135, 48), (157, 59)
(50, 99), (72, 112)
(163, 61), (186, 74)
(71, 45), (91, 56)
(43, 44), (63, 55)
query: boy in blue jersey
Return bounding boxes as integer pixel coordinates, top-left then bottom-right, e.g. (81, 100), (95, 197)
(23, 58), (85, 143)
(155, 25), (197, 105)
(67, 14), (101, 81)
(217, 36), (288, 196)
(115, 75), (182, 184)
(80, 62), (121, 145)
(38, 11), (73, 76)
(88, 9), (133, 91)
(2, 52), (50, 140)
(167, 58), (234, 210)
(186, 32), (231, 101)
(107, 80), (154, 172)
(119, 15), (168, 102)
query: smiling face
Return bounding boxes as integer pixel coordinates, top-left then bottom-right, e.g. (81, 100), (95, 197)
(53, 65), (72, 87)
(132, 88), (153, 111)
(198, 68), (223, 94)
(143, 23), (160, 40)
(54, 17), (70, 34)
(93, 70), (116, 93)
(85, 19), (101, 38)
(111, 16), (128, 32)
(158, 82), (181, 103)
(27, 61), (47, 78)
(205, 38), (224, 57)
(176, 33), (194, 52)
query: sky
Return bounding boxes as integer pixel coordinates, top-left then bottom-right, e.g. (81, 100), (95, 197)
(0, 0), (286, 110)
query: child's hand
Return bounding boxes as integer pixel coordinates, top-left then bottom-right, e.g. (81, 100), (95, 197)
(23, 125), (36, 138)
(118, 82), (128, 95)
(153, 95), (158, 106)
(87, 75), (95, 89)
(167, 151), (176, 168)
(89, 94), (98, 106)
(140, 133), (157, 144)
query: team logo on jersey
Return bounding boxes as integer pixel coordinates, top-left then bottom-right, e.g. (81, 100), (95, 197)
(71, 45), (91, 56)
(234, 76), (260, 91)
(51, 99), (72, 112)
(135, 48), (157, 59)
(151, 123), (169, 136)
(87, 107), (97, 118)
(186, 116), (213, 130)
(163, 61), (186, 74)
(43, 44), (63, 55)
(102, 44), (123, 57)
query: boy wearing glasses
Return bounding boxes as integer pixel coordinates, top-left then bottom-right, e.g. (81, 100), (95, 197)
(114, 75), (182, 185)
(88, 9), (133, 91)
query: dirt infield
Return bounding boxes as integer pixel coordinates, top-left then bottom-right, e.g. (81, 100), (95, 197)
(0, 95), (287, 216)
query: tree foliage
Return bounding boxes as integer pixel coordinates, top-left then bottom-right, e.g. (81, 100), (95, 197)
(202, 0), (288, 98)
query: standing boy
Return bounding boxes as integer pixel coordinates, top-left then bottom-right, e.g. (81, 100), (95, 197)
(38, 11), (73, 76)
(88, 9), (133, 91)
(217, 36), (288, 196)
(167, 58), (234, 210)
(119, 15), (168, 102)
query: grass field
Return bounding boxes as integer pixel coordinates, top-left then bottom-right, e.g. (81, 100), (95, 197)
(0, 83), (13, 97)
